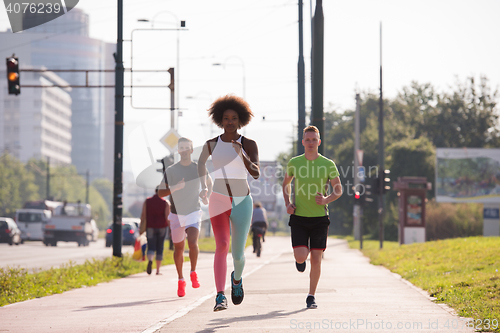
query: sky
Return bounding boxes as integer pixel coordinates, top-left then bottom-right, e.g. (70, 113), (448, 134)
(1, 0), (500, 181)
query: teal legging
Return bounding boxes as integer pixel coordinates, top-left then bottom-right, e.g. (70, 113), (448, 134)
(209, 192), (253, 292)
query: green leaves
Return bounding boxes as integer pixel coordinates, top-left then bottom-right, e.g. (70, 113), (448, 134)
(318, 76), (499, 239)
(0, 154), (37, 217)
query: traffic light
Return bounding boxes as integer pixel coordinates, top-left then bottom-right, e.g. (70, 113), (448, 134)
(6, 55), (20, 95)
(383, 169), (391, 193)
(364, 184), (374, 203)
(354, 190), (363, 206)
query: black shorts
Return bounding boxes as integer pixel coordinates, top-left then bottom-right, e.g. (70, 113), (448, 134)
(289, 215), (330, 251)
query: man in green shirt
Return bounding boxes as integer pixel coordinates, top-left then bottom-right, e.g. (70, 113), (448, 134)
(282, 125), (343, 309)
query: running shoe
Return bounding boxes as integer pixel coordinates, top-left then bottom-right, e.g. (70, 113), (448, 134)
(177, 279), (186, 297)
(213, 293), (228, 312)
(147, 261), (152, 275)
(190, 271), (200, 288)
(231, 271), (244, 305)
(296, 261), (306, 272)
(306, 295), (318, 309)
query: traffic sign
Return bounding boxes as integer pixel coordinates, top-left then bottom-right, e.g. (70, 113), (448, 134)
(159, 128), (180, 153)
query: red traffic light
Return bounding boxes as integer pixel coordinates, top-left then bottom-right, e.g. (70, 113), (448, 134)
(354, 192), (361, 200)
(6, 57), (17, 69)
(6, 55), (20, 95)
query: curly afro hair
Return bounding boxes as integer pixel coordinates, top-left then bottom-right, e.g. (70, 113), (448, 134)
(208, 95), (254, 129)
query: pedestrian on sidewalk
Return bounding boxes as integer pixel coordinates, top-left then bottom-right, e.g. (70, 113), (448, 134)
(198, 95), (260, 312)
(282, 125), (343, 309)
(251, 201), (268, 257)
(139, 187), (170, 276)
(159, 137), (213, 297)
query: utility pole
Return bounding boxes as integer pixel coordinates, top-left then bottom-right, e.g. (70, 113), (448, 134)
(46, 157), (50, 200)
(378, 22), (384, 249)
(112, 0), (124, 257)
(86, 169), (89, 204)
(353, 94), (361, 242)
(311, 0), (324, 154)
(297, 0), (306, 155)
(168, 68), (175, 129)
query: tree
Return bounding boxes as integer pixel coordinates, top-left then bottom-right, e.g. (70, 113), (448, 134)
(0, 154), (38, 217)
(92, 178), (113, 214)
(275, 76), (499, 240)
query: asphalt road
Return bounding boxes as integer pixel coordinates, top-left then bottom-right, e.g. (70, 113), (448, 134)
(0, 239), (134, 272)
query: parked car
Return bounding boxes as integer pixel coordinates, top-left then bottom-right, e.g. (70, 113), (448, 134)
(0, 217), (22, 245)
(105, 220), (139, 247)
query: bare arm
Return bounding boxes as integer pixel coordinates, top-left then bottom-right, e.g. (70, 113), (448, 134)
(282, 172), (296, 214)
(200, 168), (213, 205)
(157, 169), (185, 198)
(207, 172), (213, 196)
(157, 183), (172, 198)
(198, 141), (211, 201)
(315, 176), (343, 205)
(164, 200), (170, 227)
(233, 138), (260, 179)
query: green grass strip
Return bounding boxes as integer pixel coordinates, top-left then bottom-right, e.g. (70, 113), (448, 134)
(347, 236), (500, 332)
(0, 237), (252, 307)
(0, 246), (175, 307)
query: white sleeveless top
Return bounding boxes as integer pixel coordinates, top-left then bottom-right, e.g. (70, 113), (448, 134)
(211, 136), (248, 180)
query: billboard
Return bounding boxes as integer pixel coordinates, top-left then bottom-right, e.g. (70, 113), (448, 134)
(436, 148), (500, 203)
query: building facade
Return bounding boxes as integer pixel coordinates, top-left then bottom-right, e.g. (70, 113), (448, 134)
(1, 68), (72, 165)
(0, 8), (116, 180)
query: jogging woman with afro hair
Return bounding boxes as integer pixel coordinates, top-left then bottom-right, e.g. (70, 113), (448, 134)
(198, 95), (260, 311)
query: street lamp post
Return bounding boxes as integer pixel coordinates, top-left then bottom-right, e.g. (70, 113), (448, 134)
(137, 12), (184, 115)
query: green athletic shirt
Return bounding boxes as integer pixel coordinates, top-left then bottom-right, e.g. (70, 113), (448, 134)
(286, 154), (340, 217)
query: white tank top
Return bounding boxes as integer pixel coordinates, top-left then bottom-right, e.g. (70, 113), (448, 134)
(211, 136), (248, 180)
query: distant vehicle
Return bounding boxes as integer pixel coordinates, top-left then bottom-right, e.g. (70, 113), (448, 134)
(0, 217), (22, 245)
(43, 202), (93, 247)
(90, 220), (99, 242)
(122, 217), (141, 232)
(16, 200), (59, 241)
(105, 220), (139, 247)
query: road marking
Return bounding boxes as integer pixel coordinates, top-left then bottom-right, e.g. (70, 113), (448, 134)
(141, 251), (285, 333)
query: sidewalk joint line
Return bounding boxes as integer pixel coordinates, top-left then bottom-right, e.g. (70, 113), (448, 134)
(141, 251), (285, 333)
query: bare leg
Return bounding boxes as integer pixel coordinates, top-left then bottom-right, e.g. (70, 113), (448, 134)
(173, 241), (185, 279)
(293, 246), (309, 264)
(156, 260), (162, 274)
(186, 227), (200, 272)
(308, 250), (323, 295)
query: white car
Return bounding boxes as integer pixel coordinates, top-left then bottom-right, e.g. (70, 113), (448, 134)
(122, 217), (141, 232)
(0, 217), (22, 245)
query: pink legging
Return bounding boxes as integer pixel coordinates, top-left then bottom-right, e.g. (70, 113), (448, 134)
(209, 192), (253, 293)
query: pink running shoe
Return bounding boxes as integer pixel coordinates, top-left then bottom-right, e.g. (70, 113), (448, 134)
(177, 280), (186, 297)
(190, 271), (200, 288)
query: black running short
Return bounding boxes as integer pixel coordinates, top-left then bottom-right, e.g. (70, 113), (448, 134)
(288, 214), (330, 251)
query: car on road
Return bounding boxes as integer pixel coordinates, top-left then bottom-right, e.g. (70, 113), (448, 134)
(0, 217), (22, 245)
(122, 217), (141, 232)
(105, 220), (139, 247)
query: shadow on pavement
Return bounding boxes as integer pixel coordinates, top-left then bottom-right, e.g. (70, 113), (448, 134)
(196, 308), (309, 332)
(74, 298), (179, 311)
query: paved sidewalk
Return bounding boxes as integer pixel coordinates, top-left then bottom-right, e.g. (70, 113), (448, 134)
(0, 237), (474, 333)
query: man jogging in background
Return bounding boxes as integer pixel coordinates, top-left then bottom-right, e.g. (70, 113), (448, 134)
(158, 137), (212, 297)
(282, 125), (343, 309)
